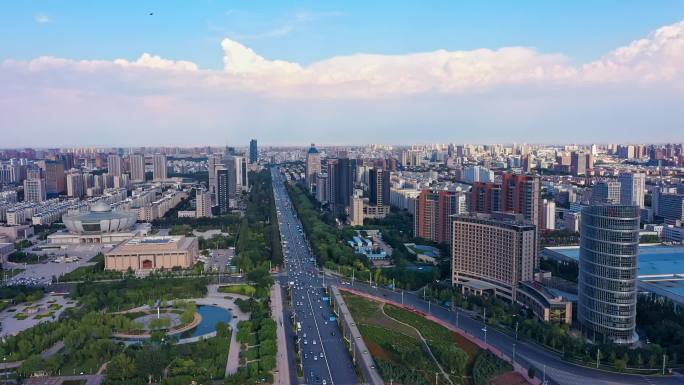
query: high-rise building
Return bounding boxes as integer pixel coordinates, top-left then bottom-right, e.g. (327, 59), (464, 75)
(541, 199), (556, 230)
(655, 191), (684, 222)
(216, 168), (229, 214)
(38, 160), (66, 195)
(618, 173), (645, 208)
(368, 168), (390, 207)
(240, 156), (249, 188)
(463, 165), (494, 183)
(153, 155), (168, 181)
(315, 174), (328, 203)
(60, 153), (75, 170)
(328, 158), (355, 217)
(306, 144), (321, 192)
(471, 173), (541, 227)
(129, 154), (146, 182)
(107, 154), (123, 177)
(415, 189), (462, 244)
(452, 214), (537, 301)
(592, 181), (622, 204)
(66, 171), (85, 198)
(350, 194), (364, 226)
(578, 204), (639, 344)
(207, 154), (222, 205)
(196, 189), (213, 218)
(570, 152), (593, 176)
(218, 155), (248, 209)
(249, 139), (258, 164)
(23, 175), (46, 203)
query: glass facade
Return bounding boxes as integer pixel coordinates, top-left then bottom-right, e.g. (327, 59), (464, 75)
(578, 204), (640, 344)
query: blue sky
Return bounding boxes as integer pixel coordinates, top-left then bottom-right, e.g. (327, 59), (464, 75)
(3, 0), (683, 68)
(1, 1), (684, 146)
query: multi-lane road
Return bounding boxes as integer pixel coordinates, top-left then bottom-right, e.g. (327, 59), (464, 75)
(271, 165), (684, 385)
(271, 167), (358, 385)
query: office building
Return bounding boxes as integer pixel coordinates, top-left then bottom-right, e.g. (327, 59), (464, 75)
(656, 192), (684, 222)
(452, 213), (537, 301)
(618, 173), (646, 208)
(249, 139), (258, 164)
(129, 154), (146, 182)
(570, 152), (593, 176)
(306, 144), (321, 192)
(327, 158), (355, 217)
(107, 154), (123, 177)
(216, 168), (229, 214)
(196, 189), (213, 218)
(207, 154), (222, 205)
(153, 154), (167, 181)
(240, 156), (249, 188)
(368, 168), (390, 207)
(222, 155), (247, 206)
(541, 199), (556, 230)
(578, 204), (639, 344)
(38, 160), (66, 195)
(316, 174), (328, 203)
(592, 181), (622, 204)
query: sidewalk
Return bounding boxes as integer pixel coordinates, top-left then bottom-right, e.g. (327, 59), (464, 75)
(271, 283), (291, 385)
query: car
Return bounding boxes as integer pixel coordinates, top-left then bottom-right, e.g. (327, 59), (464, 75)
(312, 340), (316, 345)
(313, 355), (318, 361)
(320, 352), (323, 358)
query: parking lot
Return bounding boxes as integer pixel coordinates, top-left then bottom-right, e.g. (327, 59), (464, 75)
(201, 248), (235, 272)
(3, 243), (105, 286)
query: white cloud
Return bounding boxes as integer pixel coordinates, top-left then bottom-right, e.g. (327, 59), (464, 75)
(1, 19), (684, 146)
(34, 13), (51, 24)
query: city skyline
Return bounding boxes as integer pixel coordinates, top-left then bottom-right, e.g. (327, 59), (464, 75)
(1, 2), (684, 146)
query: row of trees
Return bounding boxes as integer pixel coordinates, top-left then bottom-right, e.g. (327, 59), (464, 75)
(225, 269), (277, 385)
(421, 282), (681, 371)
(288, 183), (437, 290)
(232, 170), (283, 273)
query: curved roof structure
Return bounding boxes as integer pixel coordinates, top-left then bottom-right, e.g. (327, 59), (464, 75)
(62, 202), (137, 235)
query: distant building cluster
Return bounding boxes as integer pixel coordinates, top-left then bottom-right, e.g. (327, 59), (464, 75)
(276, 141), (684, 345)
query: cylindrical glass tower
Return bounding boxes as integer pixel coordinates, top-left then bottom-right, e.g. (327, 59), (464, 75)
(578, 204), (640, 344)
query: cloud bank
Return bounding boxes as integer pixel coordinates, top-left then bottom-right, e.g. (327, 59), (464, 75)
(1, 20), (684, 146)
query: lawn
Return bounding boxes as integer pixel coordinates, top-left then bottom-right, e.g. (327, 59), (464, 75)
(343, 291), (476, 385)
(218, 284), (257, 297)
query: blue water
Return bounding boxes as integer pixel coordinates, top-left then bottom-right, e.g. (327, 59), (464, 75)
(186, 305), (231, 338)
(552, 245), (684, 276)
(405, 264), (435, 271)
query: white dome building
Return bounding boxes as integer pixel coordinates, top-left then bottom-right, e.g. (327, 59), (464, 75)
(50, 201), (144, 244)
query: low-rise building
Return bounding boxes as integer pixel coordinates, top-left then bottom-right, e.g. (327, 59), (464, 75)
(516, 280), (573, 324)
(105, 236), (198, 271)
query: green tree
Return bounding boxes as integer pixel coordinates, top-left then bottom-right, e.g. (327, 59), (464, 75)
(108, 353), (137, 380)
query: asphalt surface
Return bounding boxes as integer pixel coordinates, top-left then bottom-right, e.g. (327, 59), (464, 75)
(271, 167), (358, 385)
